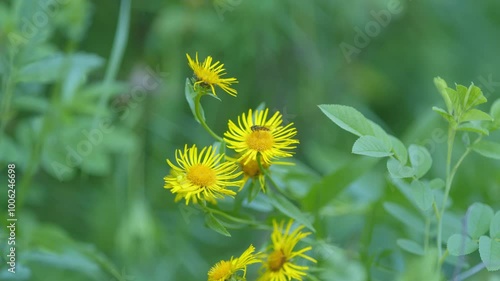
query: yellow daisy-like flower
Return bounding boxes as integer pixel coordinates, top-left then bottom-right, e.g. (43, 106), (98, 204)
(224, 108), (299, 166)
(239, 156), (269, 191)
(187, 52), (238, 97)
(208, 244), (262, 281)
(258, 220), (316, 281)
(164, 144), (242, 205)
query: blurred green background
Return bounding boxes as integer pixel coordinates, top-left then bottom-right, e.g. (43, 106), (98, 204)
(1, 0), (500, 280)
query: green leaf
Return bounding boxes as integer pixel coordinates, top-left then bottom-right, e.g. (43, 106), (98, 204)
(479, 236), (500, 271)
(185, 78), (204, 124)
(433, 77), (453, 113)
(352, 135), (393, 158)
(397, 239), (425, 255)
(303, 157), (378, 212)
(457, 122), (489, 135)
(384, 202), (425, 233)
(387, 158), (414, 179)
(13, 95), (50, 113)
(464, 83), (487, 109)
(446, 87), (461, 113)
(398, 248), (442, 281)
(318, 104), (374, 137)
(268, 190), (315, 232)
(491, 99), (500, 131)
(466, 203), (494, 239)
(461, 109), (493, 122)
(472, 141), (500, 160)
(411, 180), (434, 211)
(490, 212), (500, 239)
(491, 99), (500, 119)
(369, 121), (392, 150)
(205, 213), (231, 237)
(447, 234), (479, 256)
(16, 53), (104, 84)
(390, 135), (408, 164)
(429, 178), (445, 190)
(432, 106), (454, 123)
(408, 145), (432, 179)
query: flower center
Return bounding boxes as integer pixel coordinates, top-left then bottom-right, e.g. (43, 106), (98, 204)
(241, 158), (269, 177)
(268, 249), (287, 272)
(187, 164), (216, 187)
(246, 130), (274, 152)
(208, 261), (232, 280)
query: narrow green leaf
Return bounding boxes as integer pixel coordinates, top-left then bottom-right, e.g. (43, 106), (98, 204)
(411, 180), (434, 211)
(185, 78), (205, 124)
(472, 141), (500, 160)
(318, 104), (374, 137)
(408, 145), (432, 179)
(352, 135), (393, 158)
(479, 236), (500, 271)
(434, 77), (453, 113)
(457, 122), (489, 135)
(384, 202), (425, 233)
(397, 239), (425, 255)
(268, 191), (315, 232)
(490, 212), (500, 239)
(432, 106), (454, 123)
(461, 109), (493, 122)
(13, 95), (50, 113)
(390, 135), (408, 164)
(447, 234), (479, 256)
(304, 157), (378, 212)
(466, 203), (494, 239)
(387, 158), (414, 179)
(205, 213), (231, 237)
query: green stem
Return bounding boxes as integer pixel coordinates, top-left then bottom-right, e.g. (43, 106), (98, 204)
(203, 206), (259, 226)
(94, 0), (131, 126)
(437, 127), (456, 260)
(436, 129), (482, 267)
(194, 93), (224, 142)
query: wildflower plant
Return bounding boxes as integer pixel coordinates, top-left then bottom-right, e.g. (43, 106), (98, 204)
(164, 51), (500, 280)
(318, 77), (500, 277)
(163, 52), (318, 280)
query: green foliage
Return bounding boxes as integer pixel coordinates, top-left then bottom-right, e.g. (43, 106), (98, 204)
(1, 1), (500, 280)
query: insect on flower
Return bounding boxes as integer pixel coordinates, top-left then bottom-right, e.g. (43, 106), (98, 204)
(251, 125), (270, 132)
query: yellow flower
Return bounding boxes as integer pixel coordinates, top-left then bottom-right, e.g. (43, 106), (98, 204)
(186, 52), (238, 97)
(258, 220), (316, 281)
(224, 108), (299, 166)
(239, 156), (268, 191)
(208, 244), (262, 281)
(164, 144), (242, 205)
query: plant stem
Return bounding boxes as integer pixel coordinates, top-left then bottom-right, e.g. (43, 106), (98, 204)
(436, 127), (482, 266)
(94, 0), (131, 127)
(194, 93), (224, 142)
(437, 127), (456, 261)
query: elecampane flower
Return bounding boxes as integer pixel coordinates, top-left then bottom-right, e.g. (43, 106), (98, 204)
(239, 156), (268, 191)
(258, 220), (316, 281)
(187, 52), (238, 97)
(208, 244), (262, 281)
(164, 144), (242, 205)
(224, 108), (299, 166)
